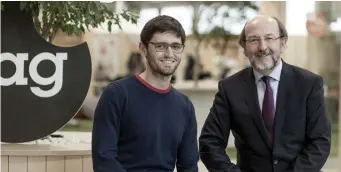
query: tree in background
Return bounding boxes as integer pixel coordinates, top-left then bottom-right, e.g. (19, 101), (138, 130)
(191, 1), (258, 85)
(2, 1), (139, 42)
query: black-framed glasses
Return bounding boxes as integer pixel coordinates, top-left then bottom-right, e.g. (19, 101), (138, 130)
(149, 42), (185, 54)
(245, 36), (284, 45)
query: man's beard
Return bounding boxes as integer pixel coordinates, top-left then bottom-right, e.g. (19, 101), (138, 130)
(249, 49), (280, 73)
(146, 54), (180, 77)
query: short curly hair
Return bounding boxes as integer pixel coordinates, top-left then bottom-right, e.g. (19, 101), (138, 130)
(140, 15), (186, 48)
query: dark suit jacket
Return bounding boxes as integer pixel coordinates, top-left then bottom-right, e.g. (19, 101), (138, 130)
(199, 61), (331, 172)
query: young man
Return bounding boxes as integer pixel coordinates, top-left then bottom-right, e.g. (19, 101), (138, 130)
(92, 15), (199, 172)
(199, 15), (331, 172)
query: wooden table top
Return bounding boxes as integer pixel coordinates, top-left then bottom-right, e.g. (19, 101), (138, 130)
(1, 131), (92, 156)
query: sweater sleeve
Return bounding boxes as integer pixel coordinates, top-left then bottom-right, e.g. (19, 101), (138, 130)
(92, 83), (127, 172)
(176, 100), (199, 172)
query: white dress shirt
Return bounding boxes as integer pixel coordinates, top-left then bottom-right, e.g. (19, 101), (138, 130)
(253, 60), (283, 112)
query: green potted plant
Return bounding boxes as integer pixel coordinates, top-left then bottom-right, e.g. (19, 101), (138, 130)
(191, 1), (258, 86)
(2, 2), (139, 43)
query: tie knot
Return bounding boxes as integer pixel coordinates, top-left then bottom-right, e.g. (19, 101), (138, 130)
(261, 76), (271, 84)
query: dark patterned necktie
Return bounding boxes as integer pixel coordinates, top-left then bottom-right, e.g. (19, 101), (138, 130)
(262, 76), (275, 144)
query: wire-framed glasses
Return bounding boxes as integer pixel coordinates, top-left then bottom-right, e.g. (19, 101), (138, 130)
(245, 36), (283, 45)
(149, 42), (184, 54)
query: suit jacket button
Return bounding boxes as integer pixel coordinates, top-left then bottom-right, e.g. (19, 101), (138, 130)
(274, 160), (278, 165)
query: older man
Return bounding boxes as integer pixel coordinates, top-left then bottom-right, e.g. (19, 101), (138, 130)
(199, 15), (331, 172)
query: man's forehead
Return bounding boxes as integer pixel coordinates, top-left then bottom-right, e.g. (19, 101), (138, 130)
(245, 16), (279, 36)
(151, 32), (182, 43)
(249, 16), (276, 25)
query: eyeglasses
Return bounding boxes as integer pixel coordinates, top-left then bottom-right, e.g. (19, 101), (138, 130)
(245, 36), (283, 45)
(148, 42), (185, 54)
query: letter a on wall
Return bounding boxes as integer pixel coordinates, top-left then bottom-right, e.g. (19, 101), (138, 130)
(1, 2), (92, 143)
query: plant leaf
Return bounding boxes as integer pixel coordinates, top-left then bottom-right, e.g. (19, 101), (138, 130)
(108, 20), (112, 33)
(19, 2), (27, 11)
(22, 1), (139, 38)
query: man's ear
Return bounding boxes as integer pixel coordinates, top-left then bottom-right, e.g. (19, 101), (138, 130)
(242, 47), (247, 57)
(139, 42), (147, 57)
(280, 37), (288, 53)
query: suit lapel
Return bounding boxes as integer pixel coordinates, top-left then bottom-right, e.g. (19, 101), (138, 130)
(273, 62), (293, 146)
(243, 68), (272, 149)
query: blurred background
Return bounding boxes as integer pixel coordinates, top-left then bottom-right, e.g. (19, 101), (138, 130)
(25, 1), (341, 171)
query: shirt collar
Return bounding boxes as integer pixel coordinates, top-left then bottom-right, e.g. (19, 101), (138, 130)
(253, 59), (282, 83)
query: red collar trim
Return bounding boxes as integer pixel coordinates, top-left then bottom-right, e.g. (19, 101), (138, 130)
(135, 73), (171, 94)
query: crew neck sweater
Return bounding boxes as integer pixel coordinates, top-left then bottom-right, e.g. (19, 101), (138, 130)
(92, 74), (199, 172)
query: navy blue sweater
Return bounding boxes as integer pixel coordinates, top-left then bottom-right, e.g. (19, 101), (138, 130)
(92, 74), (199, 172)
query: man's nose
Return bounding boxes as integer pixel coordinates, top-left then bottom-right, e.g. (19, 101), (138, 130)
(164, 46), (174, 58)
(259, 39), (267, 51)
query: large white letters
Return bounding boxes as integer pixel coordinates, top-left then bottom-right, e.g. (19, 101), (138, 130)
(0, 52), (68, 97)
